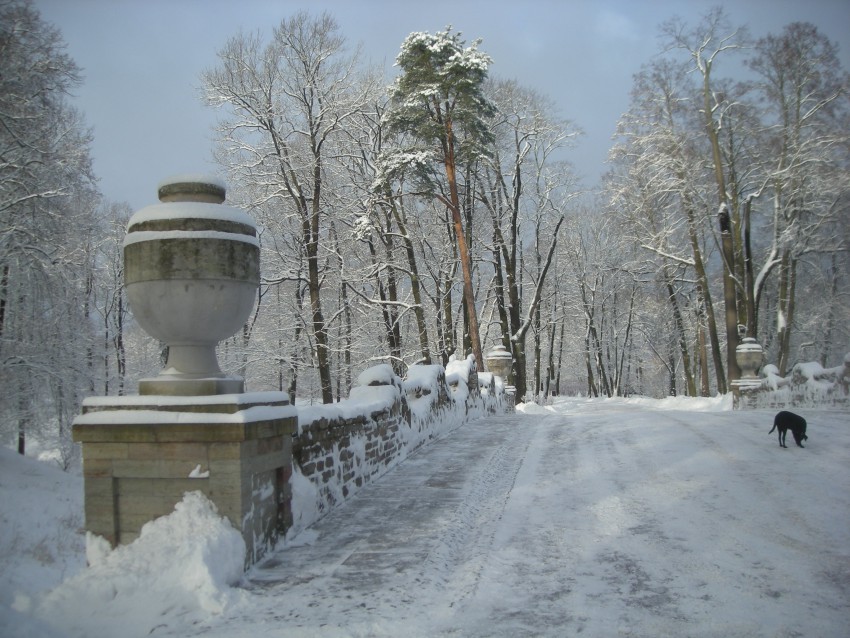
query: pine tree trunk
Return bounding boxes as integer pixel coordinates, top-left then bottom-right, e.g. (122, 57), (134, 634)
(443, 144), (483, 372)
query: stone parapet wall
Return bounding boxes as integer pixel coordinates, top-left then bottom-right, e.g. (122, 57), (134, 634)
(734, 353), (850, 409)
(290, 357), (507, 536)
(73, 358), (510, 566)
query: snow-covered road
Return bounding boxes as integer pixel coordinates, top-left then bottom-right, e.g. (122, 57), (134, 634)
(176, 398), (850, 637)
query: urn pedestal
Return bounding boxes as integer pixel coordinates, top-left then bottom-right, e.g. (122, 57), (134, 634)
(485, 344), (516, 412)
(732, 337), (765, 408)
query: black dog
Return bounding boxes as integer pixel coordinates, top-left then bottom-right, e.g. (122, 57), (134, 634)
(769, 410), (808, 448)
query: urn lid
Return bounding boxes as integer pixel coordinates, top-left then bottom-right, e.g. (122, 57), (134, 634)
(485, 344), (513, 360)
(157, 173), (226, 203)
(126, 174), (257, 237)
(736, 337), (763, 352)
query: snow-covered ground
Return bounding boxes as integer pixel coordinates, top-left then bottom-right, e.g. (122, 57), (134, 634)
(2, 396), (849, 637)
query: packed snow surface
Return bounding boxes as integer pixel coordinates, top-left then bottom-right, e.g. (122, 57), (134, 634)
(3, 396), (849, 637)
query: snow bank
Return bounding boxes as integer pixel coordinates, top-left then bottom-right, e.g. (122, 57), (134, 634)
(0, 448), (84, 610)
(518, 393), (733, 414)
(23, 492), (245, 638)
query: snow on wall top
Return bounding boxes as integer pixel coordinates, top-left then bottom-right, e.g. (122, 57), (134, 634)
(81, 391), (290, 408)
(404, 364), (444, 393)
(356, 364), (398, 388)
(445, 354), (476, 384)
(297, 365), (404, 432)
(73, 404), (296, 427)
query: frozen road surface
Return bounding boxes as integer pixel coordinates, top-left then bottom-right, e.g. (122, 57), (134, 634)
(190, 397), (850, 637)
(10, 397), (849, 637)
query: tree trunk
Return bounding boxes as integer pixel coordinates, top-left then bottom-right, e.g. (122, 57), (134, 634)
(679, 189), (726, 394)
(533, 303), (542, 398)
(616, 285), (637, 397)
(443, 141), (484, 372)
(17, 393), (28, 455)
(743, 196), (757, 338)
(664, 278), (696, 397)
(820, 255), (839, 367)
(584, 327), (598, 397)
(440, 272), (455, 365)
(389, 196), (431, 364)
(668, 341), (678, 397)
(287, 280), (306, 400)
(0, 264), (8, 344)
(544, 306), (558, 397)
(697, 319), (710, 396)
(491, 243), (511, 353)
(115, 290), (126, 395)
(776, 252), (797, 375)
(554, 319), (565, 396)
(719, 207), (741, 383)
(305, 215), (333, 404)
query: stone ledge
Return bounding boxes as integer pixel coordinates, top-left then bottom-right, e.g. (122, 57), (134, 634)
(80, 390), (291, 414)
(73, 418), (295, 443)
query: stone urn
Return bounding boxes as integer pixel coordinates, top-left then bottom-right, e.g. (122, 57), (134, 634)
(484, 344), (514, 384)
(123, 175), (259, 395)
(735, 337), (764, 380)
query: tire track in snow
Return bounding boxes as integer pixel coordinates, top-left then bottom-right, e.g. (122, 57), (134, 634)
(413, 414), (535, 613)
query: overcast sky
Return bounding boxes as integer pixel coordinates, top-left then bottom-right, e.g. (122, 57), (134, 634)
(34, 0), (850, 213)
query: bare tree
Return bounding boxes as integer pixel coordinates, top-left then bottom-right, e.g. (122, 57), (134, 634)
(662, 7), (752, 387)
(747, 22), (849, 373)
(203, 12), (375, 403)
(478, 79), (578, 398)
(1, 0), (96, 455)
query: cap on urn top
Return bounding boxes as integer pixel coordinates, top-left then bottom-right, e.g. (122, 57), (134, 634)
(123, 175), (260, 396)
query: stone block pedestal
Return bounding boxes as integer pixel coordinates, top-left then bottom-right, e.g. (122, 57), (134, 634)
(731, 379), (763, 409)
(72, 391), (297, 567)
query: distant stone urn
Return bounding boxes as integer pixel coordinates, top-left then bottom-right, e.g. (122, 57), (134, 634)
(123, 175), (259, 395)
(484, 344), (514, 384)
(735, 337), (765, 380)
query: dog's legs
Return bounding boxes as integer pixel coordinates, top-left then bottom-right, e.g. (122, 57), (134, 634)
(780, 430), (787, 448)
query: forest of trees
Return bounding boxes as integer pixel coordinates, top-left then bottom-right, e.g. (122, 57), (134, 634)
(2, 1), (848, 458)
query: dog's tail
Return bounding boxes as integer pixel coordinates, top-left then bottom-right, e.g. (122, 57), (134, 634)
(768, 418), (777, 434)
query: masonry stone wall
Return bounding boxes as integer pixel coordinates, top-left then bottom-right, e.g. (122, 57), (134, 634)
(290, 357), (507, 534)
(735, 353), (850, 409)
(73, 358), (509, 566)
